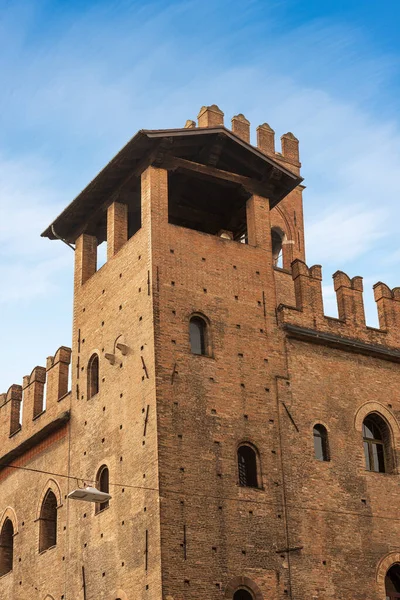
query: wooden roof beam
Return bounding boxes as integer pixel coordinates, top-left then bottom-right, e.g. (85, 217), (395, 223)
(161, 155), (274, 198)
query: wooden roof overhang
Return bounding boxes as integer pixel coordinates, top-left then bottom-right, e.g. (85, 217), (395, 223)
(42, 126), (303, 244)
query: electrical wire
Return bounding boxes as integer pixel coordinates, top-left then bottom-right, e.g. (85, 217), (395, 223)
(1, 461), (399, 522)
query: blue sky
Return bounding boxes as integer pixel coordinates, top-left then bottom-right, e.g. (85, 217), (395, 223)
(1, 0), (400, 391)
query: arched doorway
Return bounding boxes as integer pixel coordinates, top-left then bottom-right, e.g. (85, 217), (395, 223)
(386, 564), (400, 599)
(233, 590), (253, 600)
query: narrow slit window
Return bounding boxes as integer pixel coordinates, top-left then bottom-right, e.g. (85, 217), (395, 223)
(363, 414), (388, 473)
(0, 519), (14, 576)
(189, 316), (207, 356)
(95, 465), (110, 513)
(87, 354), (99, 398)
(313, 424), (329, 461)
(237, 445), (259, 488)
(39, 490), (57, 552)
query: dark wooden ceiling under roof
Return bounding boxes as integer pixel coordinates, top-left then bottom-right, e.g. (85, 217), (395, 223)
(42, 126), (303, 245)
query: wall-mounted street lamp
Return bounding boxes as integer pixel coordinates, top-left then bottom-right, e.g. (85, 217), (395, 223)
(104, 352), (115, 365)
(104, 336), (129, 366)
(67, 486), (111, 503)
(116, 342), (128, 355)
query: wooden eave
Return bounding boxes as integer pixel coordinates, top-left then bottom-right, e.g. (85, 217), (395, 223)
(42, 126), (303, 244)
(284, 324), (400, 364)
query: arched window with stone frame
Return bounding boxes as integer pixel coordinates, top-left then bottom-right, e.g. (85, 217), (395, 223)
(385, 563), (400, 599)
(39, 490), (58, 552)
(0, 518), (14, 576)
(313, 424), (330, 462)
(224, 576), (263, 600)
(362, 413), (392, 473)
(95, 465), (110, 514)
(271, 226), (286, 269)
(237, 443), (261, 488)
(189, 314), (211, 356)
(87, 353), (99, 398)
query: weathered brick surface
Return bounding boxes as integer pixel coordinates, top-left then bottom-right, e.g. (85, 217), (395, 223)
(0, 110), (399, 600)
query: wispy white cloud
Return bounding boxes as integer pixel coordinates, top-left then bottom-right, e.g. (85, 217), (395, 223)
(306, 205), (387, 264)
(0, 155), (65, 256)
(0, 254), (71, 303)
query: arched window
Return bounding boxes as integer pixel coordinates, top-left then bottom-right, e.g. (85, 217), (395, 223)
(95, 465), (109, 514)
(313, 424), (329, 461)
(234, 590), (254, 600)
(271, 227), (284, 268)
(363, 414), (389, 473)
(189, 316), (208, 356)
(0, 518), (14, 576)
(87, 354), (99, 398)
(385, 564), (400, 598)
(39, 490), (57, 552)
(237, 445), (259, 488)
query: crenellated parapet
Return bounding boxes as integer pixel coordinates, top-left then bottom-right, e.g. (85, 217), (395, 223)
(257, 124), (301, 174)
(278, 261), (400, 353)
(188, 105), (301, 174)
(0, 346), (71, 458)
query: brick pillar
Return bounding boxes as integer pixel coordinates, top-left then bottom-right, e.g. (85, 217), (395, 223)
(74, 233), (97, 286)
(107, 201), (128, 260)
(141, 166), (169, 230)
(246, 195), (271, 251)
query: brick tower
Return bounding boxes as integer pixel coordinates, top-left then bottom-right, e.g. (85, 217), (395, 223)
(1, 105), (400, 600)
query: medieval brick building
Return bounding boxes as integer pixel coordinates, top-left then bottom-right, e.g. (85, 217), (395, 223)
(1, 104), (400, 600)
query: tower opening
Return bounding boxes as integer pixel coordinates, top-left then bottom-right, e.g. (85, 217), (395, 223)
(168, 172), (250, 242)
